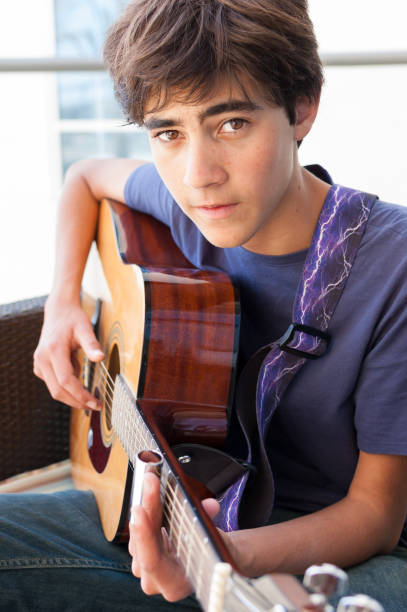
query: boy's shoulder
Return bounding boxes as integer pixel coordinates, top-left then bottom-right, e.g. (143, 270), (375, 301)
(367, 196), (407, 243)
(355, 196), (407, 288)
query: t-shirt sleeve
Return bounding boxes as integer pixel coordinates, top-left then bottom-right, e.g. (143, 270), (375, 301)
(354, 220), (407, 455)
(123, 162), (175, 226)
(354, 295), (407, 455)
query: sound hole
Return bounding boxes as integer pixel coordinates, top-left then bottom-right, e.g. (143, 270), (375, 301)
(104, 343), (121, 432)
(88, 342), (121, 474)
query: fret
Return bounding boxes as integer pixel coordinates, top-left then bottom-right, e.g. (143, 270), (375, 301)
(185, 515), (197, 579)
(187, 518), (220, 609)
(194, 526), (206, 602)
(165, 472), (179, 546)
(177, 498), (187, 557)
(111, 375), (159, 462)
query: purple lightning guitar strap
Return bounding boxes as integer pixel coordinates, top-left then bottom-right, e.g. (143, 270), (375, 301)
(215, 184), (378, 532)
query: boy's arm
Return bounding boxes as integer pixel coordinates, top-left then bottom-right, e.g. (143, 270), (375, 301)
(33, 157), (147, 410)
(128, 451), (407, 601)
(228, 450), (407, 576)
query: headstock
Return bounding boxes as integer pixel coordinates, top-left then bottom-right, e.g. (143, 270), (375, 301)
(225, 563), (384, 612)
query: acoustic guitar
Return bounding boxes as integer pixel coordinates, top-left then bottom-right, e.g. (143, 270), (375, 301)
(69, 199), (328, 611)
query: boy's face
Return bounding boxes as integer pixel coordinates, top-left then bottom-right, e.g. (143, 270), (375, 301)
(144, 78), (318, 255)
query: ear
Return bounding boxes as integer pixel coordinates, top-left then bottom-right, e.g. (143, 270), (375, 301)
(294, 95), (320, 141)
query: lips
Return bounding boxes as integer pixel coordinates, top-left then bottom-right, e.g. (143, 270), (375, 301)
(195, 202), (239, 219)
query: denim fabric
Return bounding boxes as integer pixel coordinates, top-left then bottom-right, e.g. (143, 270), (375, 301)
(0, 491), (406, 611)
(344, 548), (407, 611)
(0, 490), (200, 612)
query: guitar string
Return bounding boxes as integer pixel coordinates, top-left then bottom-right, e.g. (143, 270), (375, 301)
(161, 484), (218, 580)
(84, 361), (114, 418)
(125, 440), (218, 574)
(86, 359), (219, 591)
(161, 503), (210, 571)
(89, 360), (217, 532)
(162, 479), (212, 554)
(160, 503), (214, 596)
(90, 361), (115, 418)
(157, 478), (218, 596)
(88, 360), (115, 398)
(90, 360), (212, 534)
(119, 421), (219, 588)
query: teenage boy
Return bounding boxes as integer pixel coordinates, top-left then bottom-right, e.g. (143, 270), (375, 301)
(1, 1), (407, 610)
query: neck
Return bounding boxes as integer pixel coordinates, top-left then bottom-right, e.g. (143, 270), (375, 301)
(243, 167), (331, 256)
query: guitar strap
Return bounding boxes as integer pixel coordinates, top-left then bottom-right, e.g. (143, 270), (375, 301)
(214, 185), (378, 532)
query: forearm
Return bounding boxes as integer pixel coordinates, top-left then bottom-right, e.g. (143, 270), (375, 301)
(49, 161), (100, 304)
(228, 497), (395, 577)
(34, 157), (147, 409)
(49, 156), (145, 305)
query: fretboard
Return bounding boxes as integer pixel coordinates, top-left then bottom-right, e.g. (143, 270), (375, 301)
(111, 374), (225, 611)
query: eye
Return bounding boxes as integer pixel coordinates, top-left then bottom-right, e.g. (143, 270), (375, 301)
(154, 130), (180, 142)
(221, 118), (248, 133)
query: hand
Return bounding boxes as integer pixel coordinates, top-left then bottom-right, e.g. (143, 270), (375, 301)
(129, 472), (220, 601)
(33, 297), (104, 411)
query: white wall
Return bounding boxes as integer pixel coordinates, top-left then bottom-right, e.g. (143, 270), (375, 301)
(302, 0), (407, 204)
(0, 1), (60, 303)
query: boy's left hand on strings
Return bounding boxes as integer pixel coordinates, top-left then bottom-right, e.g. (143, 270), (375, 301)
(129, 472), (220, 601)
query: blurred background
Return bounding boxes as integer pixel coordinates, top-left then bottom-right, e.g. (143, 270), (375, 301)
(1, 0), (406, 303)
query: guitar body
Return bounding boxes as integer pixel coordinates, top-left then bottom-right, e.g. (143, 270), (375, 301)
(70, 199), (239, 542)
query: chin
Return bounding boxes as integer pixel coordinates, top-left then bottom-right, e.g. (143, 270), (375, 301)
(199, 228), (243, 249)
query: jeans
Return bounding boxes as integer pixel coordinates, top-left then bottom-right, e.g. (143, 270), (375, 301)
(0, 490), (406, 611)
(0, 490), (199, 611)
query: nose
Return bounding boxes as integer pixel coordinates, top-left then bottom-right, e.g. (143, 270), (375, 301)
(183, 140), (227, 189)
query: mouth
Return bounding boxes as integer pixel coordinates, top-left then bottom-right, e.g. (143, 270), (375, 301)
(195, 202), (239, 220)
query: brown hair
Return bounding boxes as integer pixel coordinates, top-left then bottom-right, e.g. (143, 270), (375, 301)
(104, 0), (323, 125)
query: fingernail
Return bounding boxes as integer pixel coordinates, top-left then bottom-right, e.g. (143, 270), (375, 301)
(86, 399), (100, 410)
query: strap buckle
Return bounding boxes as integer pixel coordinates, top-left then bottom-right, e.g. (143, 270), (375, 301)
(279, 323), (330, 360)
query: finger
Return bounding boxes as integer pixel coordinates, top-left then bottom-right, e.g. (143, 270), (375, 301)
(202, 497), (220, 520)
(74, 321), (104, 362)
(36, 341), (100, 411)
(71, 353), (81, 378)
(161, 527), (172, 555)
(141, 472), (163, 534)
(129, 531), (141, 577)
(132, 506), (192, 600)
(129, 522), (143, 577)
(131, 555), (141, 578)
(35, 359), (88, 411)
(128, 527), (136, 557)
(131, 504), (162, 573)
(51, 343), (101, 410)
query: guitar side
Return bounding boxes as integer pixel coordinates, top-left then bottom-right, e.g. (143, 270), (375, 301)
(70, 199), (239, 543)
(70, 200), (147, 542)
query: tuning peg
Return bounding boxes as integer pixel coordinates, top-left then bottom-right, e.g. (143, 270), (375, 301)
(336, 594), (384, 612)
(303, 563), (348, 598)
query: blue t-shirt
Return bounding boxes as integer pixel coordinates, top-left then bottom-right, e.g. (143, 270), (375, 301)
(124, 162), (407, 544)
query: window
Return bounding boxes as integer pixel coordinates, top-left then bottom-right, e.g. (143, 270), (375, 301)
(54, 0), (151, 174)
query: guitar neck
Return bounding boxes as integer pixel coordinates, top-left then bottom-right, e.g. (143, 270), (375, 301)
(111, 374), (229, 610)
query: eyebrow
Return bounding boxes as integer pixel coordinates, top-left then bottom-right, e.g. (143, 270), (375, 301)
(143, 100), (262, 130)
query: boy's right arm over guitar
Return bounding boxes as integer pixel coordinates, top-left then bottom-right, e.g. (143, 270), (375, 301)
(33, 157), (147, 410)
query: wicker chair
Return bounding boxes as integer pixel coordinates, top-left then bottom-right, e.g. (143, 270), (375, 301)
(0, 296), (71, 487)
